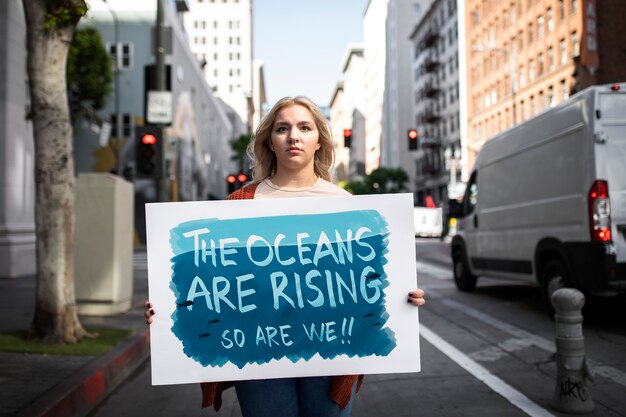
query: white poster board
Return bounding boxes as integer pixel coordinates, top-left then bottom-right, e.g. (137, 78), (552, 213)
(146, 193), (420, 385)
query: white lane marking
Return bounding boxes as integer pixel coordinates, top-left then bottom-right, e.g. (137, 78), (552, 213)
(440, 296), (626, 388)
(421, 324), (556, 417)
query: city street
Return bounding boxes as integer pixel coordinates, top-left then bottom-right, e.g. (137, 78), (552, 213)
(87, 239), (626, 417)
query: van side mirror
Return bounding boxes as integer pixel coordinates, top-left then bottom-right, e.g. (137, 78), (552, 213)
(448, 199), (464, 218)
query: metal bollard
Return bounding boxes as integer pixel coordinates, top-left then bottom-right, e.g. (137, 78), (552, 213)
(550, 288), (594, 414)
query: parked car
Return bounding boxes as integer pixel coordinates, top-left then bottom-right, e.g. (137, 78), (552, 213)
(449, 83), (626, 308)
(414, 207), (442, 238)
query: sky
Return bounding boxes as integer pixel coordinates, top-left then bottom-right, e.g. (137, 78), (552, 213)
(253, 0), (369, 107)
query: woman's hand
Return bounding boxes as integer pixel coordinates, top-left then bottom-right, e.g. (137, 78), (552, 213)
(144, 301), (155, 325)
(408, 288), (426, 306)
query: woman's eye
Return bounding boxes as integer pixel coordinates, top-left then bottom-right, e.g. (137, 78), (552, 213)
(301, 125), (312, 131)
(275, 126), (287, 132)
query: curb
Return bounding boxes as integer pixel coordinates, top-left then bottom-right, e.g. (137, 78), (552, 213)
(18, 328), (150, 417)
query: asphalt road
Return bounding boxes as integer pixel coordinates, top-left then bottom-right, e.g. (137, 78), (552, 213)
(88, 238), (626, 417)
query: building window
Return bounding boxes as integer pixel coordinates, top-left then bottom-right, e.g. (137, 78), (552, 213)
(559, 0), (565, 19)
(572, 31), (580, 57)
(560, 38), (567, 65)
(528, 23), (534, 44)
(571, 0), (578, 14)
(538, 52), (544, 76)
(519, 65), (526, 87)
(539, 90), (546, 110)
(549, 86), (556, 107)
(529, 60), (535, 82)
(107, 42), (133, 70)
(537, 15), (544, 38)
(110, 113), (132, 138)
(518, 30), (524, 50)
(548, 47), (554, 71)
(547, 7), (554, 32)
(561, 79), (569, 101)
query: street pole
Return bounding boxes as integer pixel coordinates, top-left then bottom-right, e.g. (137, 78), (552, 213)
(155, 0), (165, 92)
(155, 0), (167, 201)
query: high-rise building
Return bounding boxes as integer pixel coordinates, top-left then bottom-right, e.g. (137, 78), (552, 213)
(465, 0), (626, 168)
(409, 0), (464, 206)
(382, 0), (433, 197)
(185, 0), (253, 129)
(330, 44), (366, 182)
(363, 0), (389, 175)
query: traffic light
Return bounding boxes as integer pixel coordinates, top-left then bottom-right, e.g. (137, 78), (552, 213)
(408, 129), (419, 150)
(343, 129), (352, 148)
(227, 174), (237, 194)
(135, 126), (163, 179)
(227, 173), (248, 194)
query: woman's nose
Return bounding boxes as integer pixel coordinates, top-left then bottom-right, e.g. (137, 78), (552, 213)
(288, 127), (300, 141)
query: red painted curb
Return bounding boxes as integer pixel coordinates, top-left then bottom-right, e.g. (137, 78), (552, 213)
(17, 328), (150, 417)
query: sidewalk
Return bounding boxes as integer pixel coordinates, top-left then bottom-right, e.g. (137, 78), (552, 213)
(0, 248), (153, 417)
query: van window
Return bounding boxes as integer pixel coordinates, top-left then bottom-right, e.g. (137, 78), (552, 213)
(463, 173), (478, 215)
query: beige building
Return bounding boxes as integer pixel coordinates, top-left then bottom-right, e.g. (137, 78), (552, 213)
(466, 0), (626, 169)
(185, 0), (254, 129)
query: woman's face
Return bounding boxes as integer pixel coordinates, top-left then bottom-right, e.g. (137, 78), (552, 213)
(269, 104), (321, 175)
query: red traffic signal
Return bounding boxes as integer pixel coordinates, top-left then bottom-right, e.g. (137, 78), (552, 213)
(343, 128), (353, 148)
(408, 129), (418, 150)
(141, 133), (157, 145)
(227, 173), (248, 194)
(135, 126), (163, 179)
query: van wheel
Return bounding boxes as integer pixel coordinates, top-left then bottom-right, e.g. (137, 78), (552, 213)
(540, 259), (570, 313)
(453, 248), (478, 292)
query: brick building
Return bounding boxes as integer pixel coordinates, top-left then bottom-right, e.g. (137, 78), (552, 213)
(465, 0), (626, 168)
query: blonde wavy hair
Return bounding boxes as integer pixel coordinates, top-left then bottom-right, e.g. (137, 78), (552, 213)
(247, 96), (335, 182)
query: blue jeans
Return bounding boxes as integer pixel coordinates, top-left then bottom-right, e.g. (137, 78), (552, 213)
(234, 377), (356, 417)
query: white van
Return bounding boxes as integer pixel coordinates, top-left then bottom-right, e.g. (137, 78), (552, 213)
(449, 83), (626, 305)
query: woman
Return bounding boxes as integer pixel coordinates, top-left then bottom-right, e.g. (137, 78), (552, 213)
(145, 96), (426, 417)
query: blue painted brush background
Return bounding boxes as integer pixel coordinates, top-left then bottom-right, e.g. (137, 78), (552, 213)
(169, 210), (396, 369)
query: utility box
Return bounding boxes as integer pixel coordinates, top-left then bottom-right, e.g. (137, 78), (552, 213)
(74, 174), (134, 315)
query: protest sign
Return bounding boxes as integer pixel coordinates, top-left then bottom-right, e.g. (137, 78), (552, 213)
(146, 193), (420, 385)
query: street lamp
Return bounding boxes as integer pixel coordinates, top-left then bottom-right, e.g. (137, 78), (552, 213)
(471, 45), (517, 125)
(102, 0), (121, 173)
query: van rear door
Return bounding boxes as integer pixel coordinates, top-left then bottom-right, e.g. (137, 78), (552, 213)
(595, 87), (626, 266)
